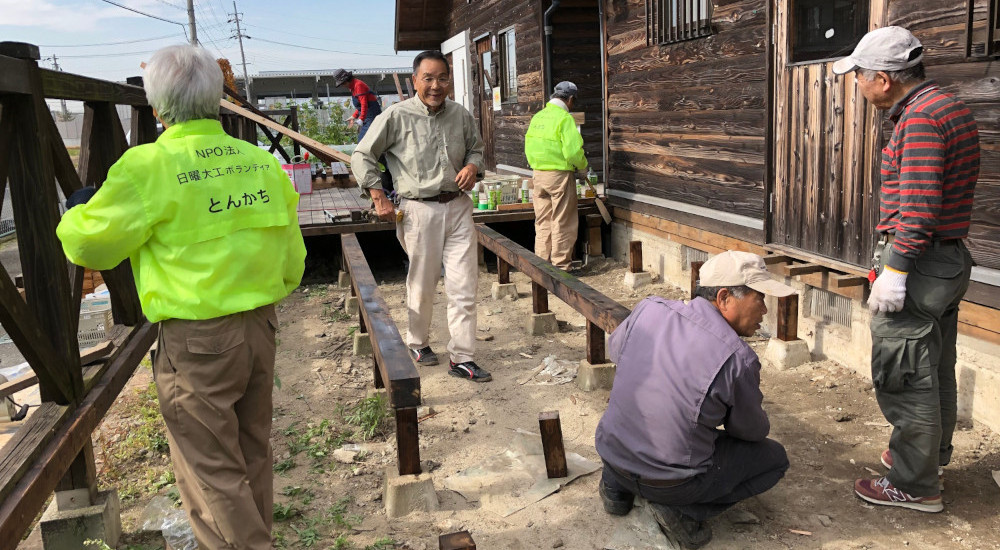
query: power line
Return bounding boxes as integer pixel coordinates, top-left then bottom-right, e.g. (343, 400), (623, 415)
(56, 49), (160, 59)
(38, 33), (182, 47)
(242, 23), (383, 47)
(244, 36), (409, 58)
(96, 0), (187, 27)
(151, 0), (186, 9)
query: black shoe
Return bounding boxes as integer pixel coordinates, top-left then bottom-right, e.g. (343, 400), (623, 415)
(449, 360), (492, 382)
(649, 503), (712, 549)
(409, 346), (439, 366)
(599, 481), (634, 516)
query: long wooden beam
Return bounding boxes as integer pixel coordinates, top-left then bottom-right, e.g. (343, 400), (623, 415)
(340, 234), (420, 408)
(0, 322), (157, 549)
(219, 99), (351, 164)
(476, 225), (631, 334)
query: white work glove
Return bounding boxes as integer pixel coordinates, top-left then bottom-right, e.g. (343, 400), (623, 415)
(867, 267), (908, 314)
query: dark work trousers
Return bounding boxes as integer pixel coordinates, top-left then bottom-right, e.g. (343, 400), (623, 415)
(871, 239), (973, 497)
(602, 435), (789, 522)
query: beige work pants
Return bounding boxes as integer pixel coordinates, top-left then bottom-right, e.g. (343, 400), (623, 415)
(396, 195), (478, 363)
(532, 170), (578, 269)
(154, 304), (277, 550)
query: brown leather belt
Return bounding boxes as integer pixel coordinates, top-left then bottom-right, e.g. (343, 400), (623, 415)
(408, 191), (462, 203)
(606, 461), (691, 488)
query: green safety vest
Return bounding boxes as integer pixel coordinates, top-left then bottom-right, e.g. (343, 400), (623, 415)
(57, 119), (306, 322)
(524, 102), (588, 172)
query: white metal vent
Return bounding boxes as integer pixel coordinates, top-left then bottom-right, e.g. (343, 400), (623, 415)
(806, 287), (852, 328)
(684, 246), (710, 270)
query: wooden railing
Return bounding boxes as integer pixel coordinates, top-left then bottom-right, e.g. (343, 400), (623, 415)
(0, 41), (162, 548)
(476, 225), (631, 365)
(340, 233), (422, 475)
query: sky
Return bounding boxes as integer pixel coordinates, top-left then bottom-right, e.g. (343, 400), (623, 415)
(0, 0), (418, 83)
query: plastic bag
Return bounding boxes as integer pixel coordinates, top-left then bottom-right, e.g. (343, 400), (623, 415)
(140, 495), (198, 550)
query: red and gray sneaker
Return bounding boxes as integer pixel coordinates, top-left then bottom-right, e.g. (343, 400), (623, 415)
(409, 346), (439, 366)
(881, 449), (944, 491)
(449, 360), (492, 382)
(854, 477), (943, 513)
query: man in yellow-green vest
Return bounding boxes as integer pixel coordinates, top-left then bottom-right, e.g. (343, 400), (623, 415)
(57, 45), (305, 549)
(525, 81), (588, 271)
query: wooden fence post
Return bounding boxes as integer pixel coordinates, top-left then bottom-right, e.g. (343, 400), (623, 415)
(538, 411), (568, 478)
(498, 257), (510, 285)
(629, 241), (643, 273)
(531, 281), (548, 314)
(777, 294), (799, 341)
(586, 320), (606, 365)
(396, 407), (421, 476)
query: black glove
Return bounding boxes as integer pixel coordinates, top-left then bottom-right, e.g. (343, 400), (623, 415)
(66, 187), (97, 209)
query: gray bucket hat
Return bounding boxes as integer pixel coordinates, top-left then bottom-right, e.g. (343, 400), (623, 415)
(553, 81), (578, 97)
(332, 68), (352, 87)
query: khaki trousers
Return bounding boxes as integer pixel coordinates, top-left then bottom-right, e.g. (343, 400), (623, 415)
(154, 304), (277, 549)
(396, 195), (478, 363)
(532, 170), (578, 269)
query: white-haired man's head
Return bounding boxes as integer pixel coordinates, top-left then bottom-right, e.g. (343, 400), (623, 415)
(143, 45), (223, 126)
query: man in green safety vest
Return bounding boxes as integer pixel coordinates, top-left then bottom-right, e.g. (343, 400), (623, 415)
(57, 44), (306, 549)
(524, 81), (588, 271)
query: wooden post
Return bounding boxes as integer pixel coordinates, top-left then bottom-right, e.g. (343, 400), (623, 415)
(289, 105), (301, 159)
(498, 257), (510, 285)
(586, 214), (603, 256)
(439, 531), (476, 550)
(586, 320), (606, 365)
(777, 293), (799, 342)
(538, 411), (568, 478)
(531, 281), (548, 314)
(629, 241), (643, 273)
(396, 407), (422, 476)
(690, 261), (704, 299)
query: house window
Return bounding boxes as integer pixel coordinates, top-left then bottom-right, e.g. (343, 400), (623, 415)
(966, 0), (1000, 57)
(648, 0), (713, 45)
(790, 0), (869, 63)
(499, 27), (518, 103)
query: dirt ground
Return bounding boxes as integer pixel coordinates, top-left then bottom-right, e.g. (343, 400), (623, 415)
(22, 255), (1000, 550)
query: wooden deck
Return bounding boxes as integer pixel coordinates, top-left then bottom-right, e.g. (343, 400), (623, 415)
(297, 186), (599, 236)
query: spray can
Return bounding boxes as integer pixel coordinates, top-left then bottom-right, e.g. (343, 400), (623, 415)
(521, 180), (530, 203)
(478, 185), (489, 210)
(576, 179), (583, 198)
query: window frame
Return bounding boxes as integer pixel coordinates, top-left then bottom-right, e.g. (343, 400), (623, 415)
(498, 25), (518, 104)
(647, 0), (714, 46)
(787, 0), (870, 65)
(966, 0), (1000, 58)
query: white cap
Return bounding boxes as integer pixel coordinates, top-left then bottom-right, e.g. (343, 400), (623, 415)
(699, 251), (796, 297)
(832, 26), (923, 75)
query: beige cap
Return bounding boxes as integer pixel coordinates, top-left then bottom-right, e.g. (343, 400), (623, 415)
(832, 26), (923, 75)
(699, 251), (796, 297)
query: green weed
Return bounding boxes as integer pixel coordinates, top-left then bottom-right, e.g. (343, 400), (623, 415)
(344, 395), (391, 441)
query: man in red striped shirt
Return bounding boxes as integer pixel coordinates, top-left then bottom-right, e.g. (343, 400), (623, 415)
(834, 26), (979, 513)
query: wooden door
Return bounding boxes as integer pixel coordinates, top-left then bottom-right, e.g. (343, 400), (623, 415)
(770, 0), (884, 267)
(476, 36), (496, 171)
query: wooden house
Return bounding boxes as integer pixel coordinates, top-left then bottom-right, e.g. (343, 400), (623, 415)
(395, 0), (1000, 432)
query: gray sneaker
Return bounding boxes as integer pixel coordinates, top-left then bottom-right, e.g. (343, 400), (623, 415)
(448, 360), (492, 382)
(409, 346), (439, 366)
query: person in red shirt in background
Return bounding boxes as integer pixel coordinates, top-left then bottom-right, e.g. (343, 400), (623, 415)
(332, 68), (381, 141)
(333, 68), (392, 192)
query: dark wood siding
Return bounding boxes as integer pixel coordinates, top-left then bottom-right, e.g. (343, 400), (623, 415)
(604, 0), (770, 234)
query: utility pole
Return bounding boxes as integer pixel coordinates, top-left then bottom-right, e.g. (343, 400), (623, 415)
(45, 55), (71, 120)
(230, 1), (252, 103)
(187, 0), (198, 45)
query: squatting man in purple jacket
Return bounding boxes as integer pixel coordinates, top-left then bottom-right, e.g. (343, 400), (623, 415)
(595, 251), (795, 549)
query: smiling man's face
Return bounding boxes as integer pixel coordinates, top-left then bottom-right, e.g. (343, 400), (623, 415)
(413, 58), (451, 112)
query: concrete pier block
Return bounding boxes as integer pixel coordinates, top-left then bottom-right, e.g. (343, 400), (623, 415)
(338, 271), (351, 288)
(40, 490), (121, 549)
(353, 332), (373, 355)
(345, 296), (359, 315)
(383, 465), (439, 518)
(577, 360), (616, 391)
(491, 282), (518, 300)
(761, 338), (811, 371)
(624, 271), (653, 290)
(527, 312), (559, 335)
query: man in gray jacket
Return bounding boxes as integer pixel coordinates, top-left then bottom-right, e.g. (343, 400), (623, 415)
(595, 251), (794, 549)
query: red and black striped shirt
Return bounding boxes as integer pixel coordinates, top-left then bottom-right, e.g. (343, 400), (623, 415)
(879, 80), (979, 273)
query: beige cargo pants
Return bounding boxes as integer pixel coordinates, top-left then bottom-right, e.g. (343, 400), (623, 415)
(396, 195), (478, 364)
(532, 170), (578, 269)
(154, 304), (277, 549)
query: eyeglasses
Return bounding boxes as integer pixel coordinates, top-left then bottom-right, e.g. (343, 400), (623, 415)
(419, 77), (451, 85)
